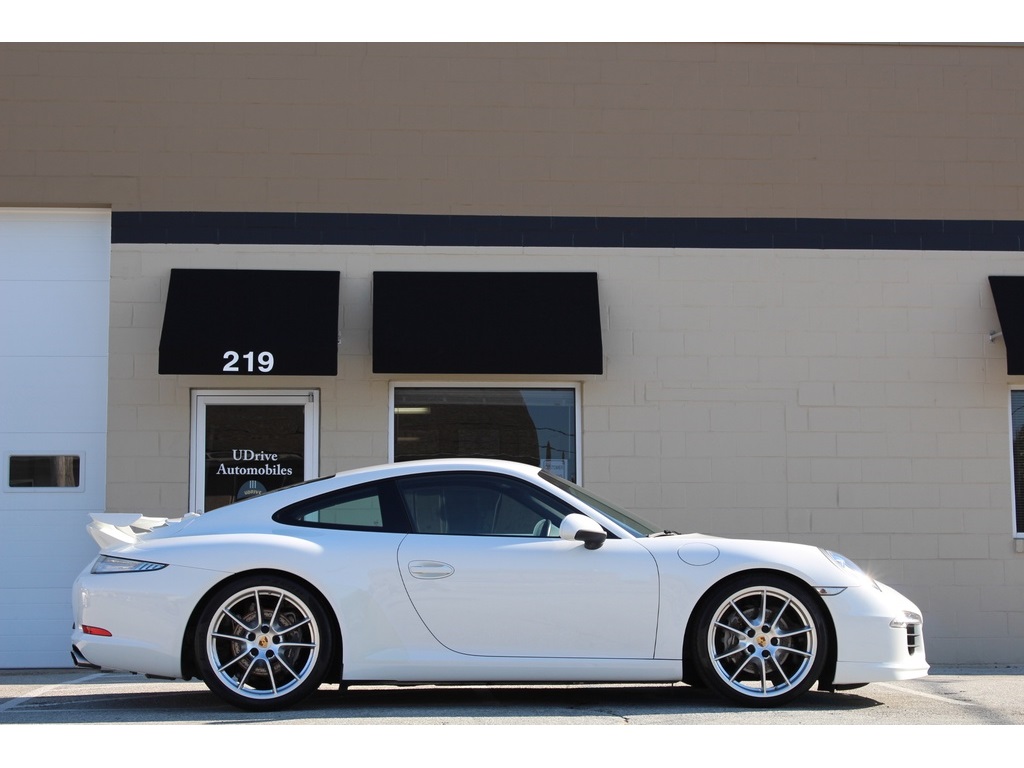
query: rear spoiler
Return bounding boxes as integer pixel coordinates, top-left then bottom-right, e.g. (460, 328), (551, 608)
(87, 512), (198, 549)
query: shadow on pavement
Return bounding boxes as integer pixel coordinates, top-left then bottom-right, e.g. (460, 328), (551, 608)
(0, 675), (882, 724)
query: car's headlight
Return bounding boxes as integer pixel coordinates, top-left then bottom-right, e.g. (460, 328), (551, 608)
(91, 555), (168, 574)
(820, 548), (879, 589)
(889, 611), (923, 628)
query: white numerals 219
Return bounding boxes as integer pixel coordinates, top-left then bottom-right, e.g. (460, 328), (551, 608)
(223, 351), (275, 373)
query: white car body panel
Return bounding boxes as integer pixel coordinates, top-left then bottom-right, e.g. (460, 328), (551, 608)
(73, 563), (227, 678)
(71, 458), (928, 707)
(824, 582), (929, 683)
(397, 534), (659, 658)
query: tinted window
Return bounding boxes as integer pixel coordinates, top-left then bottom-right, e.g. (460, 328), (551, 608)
(392, 387), (579, 482)
(201, 403), (305, 512)
(540, 471), (659, 537)
(396, 472), (575, 537)
(1012, 389), (1024, 536)
(275, 482), (407, 532)
(8, 455), (81, 488)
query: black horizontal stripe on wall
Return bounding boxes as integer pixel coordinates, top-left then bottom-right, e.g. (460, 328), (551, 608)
(111, 212), (1024, 251)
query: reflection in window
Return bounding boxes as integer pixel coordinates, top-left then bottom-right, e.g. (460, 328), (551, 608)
(9, 455), (81, 488)
(1012, 391), (1024, 535)
(203, 404), (305, 512)
(298, 493), (383, 528)
(396, 473), (570, 537)
(393, 387), (578, 482)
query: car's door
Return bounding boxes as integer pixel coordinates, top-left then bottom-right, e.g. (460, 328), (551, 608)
(395, 472), (660, 659)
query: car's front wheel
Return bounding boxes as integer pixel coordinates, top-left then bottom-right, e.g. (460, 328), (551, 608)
(195, 575), (334, 711)
(693, 573), (828, 707)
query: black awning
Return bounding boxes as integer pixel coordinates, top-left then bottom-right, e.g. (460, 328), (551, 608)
(372, 272), (603, 375)
(989, 276), (1024, 375)
(159, 269), (340, 376)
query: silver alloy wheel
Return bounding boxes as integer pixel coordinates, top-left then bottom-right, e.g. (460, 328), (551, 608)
(205, 584), (323, 702)
(705, 584), (819, 700)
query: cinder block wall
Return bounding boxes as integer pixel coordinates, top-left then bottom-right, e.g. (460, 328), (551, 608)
(109, 241), (1021, 664)
(9, 42), (1024, 663)
(1, 42), (1022, 219)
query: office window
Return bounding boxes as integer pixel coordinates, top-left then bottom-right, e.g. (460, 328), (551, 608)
(1012, 390), (1024, 535)
(393, 386), (579, 482)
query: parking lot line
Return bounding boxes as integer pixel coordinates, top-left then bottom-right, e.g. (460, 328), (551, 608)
(0, 672), (106, 713)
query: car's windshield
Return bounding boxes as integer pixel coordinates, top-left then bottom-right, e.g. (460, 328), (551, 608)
(539, 471), (660, 537)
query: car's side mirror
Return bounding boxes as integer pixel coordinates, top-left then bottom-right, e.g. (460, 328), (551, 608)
(559, 513), (607, 550)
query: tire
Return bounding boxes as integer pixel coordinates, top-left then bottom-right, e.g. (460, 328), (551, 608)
(693, 573), (828, 707)
(195, 575), (334, 711)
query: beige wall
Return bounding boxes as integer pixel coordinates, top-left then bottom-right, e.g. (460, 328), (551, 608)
(110, 242), (1024, 664)
(8, 42), (1024, 665)
(2, 42), (1023, 219)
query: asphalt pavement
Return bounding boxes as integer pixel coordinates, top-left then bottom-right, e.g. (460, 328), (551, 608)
(4, 665), (1022, 763)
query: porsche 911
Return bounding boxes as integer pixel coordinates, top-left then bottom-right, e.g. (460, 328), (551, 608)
(71, 459), (927, 710)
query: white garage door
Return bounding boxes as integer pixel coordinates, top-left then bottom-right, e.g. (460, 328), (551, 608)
(0, 209), (110, 668)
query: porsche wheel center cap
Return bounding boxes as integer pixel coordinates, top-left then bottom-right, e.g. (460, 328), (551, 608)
(258, 636), (270, 648)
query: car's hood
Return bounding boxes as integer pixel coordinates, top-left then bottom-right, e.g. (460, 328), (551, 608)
(638, 531), (875, 589)
(86, 512), (200, 549)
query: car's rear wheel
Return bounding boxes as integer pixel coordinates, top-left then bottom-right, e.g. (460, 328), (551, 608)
(693, 573), (828, 707)
(195, 575), (333, 711)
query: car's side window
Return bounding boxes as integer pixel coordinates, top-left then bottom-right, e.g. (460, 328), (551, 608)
(308, 493), (383, 527)
(395, 473), (572, 537)
(274, 482), (407, 532)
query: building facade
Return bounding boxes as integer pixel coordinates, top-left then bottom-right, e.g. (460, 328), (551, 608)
(2, 42), (1023, 668)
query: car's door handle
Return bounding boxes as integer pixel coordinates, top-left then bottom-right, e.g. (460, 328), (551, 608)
(408, 560), (455, 579)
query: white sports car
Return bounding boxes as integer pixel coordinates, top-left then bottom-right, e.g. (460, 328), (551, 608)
(71, 459), (928, 710)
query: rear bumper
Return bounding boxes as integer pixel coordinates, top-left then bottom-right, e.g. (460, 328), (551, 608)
(71, 561), (228, 680)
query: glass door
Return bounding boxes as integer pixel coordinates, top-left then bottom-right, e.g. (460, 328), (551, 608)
(190, 390), (320, 514)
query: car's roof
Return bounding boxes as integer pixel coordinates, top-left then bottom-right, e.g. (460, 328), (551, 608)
(227, 459), (550, 514)
(329, 458), (546, 483)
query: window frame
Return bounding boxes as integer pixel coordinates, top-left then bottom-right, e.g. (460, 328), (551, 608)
(388, 382), (583, 484)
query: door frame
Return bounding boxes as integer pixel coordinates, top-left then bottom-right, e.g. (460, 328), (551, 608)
(189, 389), (320, 514)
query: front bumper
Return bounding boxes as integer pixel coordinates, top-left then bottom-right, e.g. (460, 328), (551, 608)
(825, 580), (928, 685)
